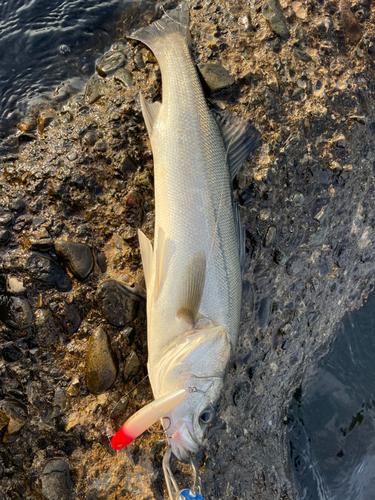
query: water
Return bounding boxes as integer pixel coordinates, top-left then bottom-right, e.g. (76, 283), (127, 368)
(0, 0), (150, 149)
(288, 291), (375, 500)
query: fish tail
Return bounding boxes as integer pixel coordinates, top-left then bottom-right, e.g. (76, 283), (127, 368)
(128, 1), (190, 52)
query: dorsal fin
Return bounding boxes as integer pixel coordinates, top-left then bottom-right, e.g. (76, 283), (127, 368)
(213, 109), (261, 181)
(140, 94), (161, 137)
(138, 229), (153, 293)
(154, 227), (168, 300)
(176, 251), (206, 325)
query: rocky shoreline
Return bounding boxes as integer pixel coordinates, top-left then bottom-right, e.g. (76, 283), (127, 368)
(1, 0), (375, 498)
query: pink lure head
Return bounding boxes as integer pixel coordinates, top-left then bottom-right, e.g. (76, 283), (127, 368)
(110, 427), (134, 450)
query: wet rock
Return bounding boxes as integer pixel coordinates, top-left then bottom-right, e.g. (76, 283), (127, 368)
(84, 131), (97, 146)
(9, 197), (26, 213)
(67, 151), (77, 161)
(96, 50), (126, 77)
(258, 297), (270, 328)
(2, 343), (22, 362)
(123, 350), (141, 382)
(264, 226), (276, 247)
(0, 400), (27, 442)
(198, 62), (235, 92)
(26, 253), (71, 291)
(94, 140), (107, 153)
(86, 326), (117, 394)
(41, 459), (73, 500)
(293, 48), (312, 63)
(97, 280), (140, 327)
(125, 191), (144, 227)
(274, 248), (289, 265)
(114, 67), (133, 88)
(35, 309), (62, 346)
(84, 74), (103, 105)
(49, 303), (81, 336)
(54, 240), (93, 280)
(0, 230), (10, 245)
(340, 0), (362, 45)
(286, 256), (304, 276)
(262, 0), (290, 39)
(0, 296), (33, 330)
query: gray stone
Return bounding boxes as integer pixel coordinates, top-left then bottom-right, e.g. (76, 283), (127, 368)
(54, 240), (93, 280)
(114, 67), (133, 88)
(41, 459), (73, 500)
(198, 62), (235, 92)
(86, 326), (117, 394)
(97, 280), (140, 327)
(286, 256), (305, 276)
(84, 74), (103, 104)
(262, 0), (290, 39)
(123, 350), (141, 382)
(96, 50), (126, 77)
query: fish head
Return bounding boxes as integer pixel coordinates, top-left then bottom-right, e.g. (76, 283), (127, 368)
(151, 322), (231, 460)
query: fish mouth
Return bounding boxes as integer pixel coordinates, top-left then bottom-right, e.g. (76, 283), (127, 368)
(169, 421), (199, 460)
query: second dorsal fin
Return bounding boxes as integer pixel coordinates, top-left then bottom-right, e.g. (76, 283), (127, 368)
(176, 251), (206, 325)
(213, 109), (261, 181)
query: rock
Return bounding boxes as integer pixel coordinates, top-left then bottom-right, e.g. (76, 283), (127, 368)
(54, 240), (94, 280)
(274, 248), (289, 265)
(97, 280), (140, 327)
(86, 326), (117, 394)
(264, 226), (276, 247)
(0, 296), (34, 330)
(125, 191), (144, 227)
(94, 140), (107, 153)
(26, 253), (71, 291)
(35, 309), (62, 346)
(29, 227), (54, 250)
(293, 48), (312, 62)
(291, 192), (304, 207)
(41, 459), (73, 500)
(84, 74), (103, 105)
(286, 256), (305, 276)
(198, 62), (235, 92)
(49, 303), (82, 336)
(9, 196), (26, 213)
(340, 0), (362, 45)
(258, 297), (270, 328)
(0, 400), (27, 443)
(2, 343), (22, 362)
(114, 67), (133, 88)
(0, 230), (10, 245)
(67, 151), (77, 161)
(262, 0), (290, 39)
(96, 50), (126, 77)
(114, 156), (137, 178)
(84, 131), (97, 146)
(259, 88), (275, 109)
(6, 276), (26, 295)
(123, 350), (141, 382)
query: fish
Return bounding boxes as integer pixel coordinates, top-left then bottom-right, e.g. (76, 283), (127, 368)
(111, 1), (260, 461)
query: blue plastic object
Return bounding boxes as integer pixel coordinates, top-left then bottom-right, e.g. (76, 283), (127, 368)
(178, 490), (205, 500)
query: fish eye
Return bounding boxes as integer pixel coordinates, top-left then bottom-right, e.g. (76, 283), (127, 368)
(199, 407), (214, 425)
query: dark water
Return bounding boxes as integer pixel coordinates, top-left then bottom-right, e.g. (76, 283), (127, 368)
(0, 0), (149, 148)
(288, 291), (375, 500)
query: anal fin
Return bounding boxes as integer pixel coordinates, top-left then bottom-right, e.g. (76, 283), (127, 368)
(176, 251), (206, 325)
(233, 199), (246, 279)
(140, 93), (161, 137)
(138, 229), (154, 293)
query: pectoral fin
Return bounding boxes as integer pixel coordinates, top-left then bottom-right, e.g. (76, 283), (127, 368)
(140, 93), (161, 137)
(176, 251), (206, 325)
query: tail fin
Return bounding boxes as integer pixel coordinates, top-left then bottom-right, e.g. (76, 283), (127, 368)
(128, 1), (190, 52)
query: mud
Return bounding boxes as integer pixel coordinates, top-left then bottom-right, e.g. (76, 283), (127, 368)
(1, 0), (375, 499)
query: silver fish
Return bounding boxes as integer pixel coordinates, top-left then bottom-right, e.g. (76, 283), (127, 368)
(111, 1), (259, 464)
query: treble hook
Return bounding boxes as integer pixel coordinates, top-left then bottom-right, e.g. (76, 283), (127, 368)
(162, 446), (205, 500)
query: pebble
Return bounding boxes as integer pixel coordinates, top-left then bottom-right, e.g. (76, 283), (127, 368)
(309, 226), (327, 246)
(35, 309), (62, 346)
(123, 350), (141, 382)
(49, 303), (81, 336)
(114, 67), (133, 88)
(41, 459), (73, 500)
(94, 140), (107, 153)
(6, 276), (26, 295)
(264, 226), (276, 247)
(32, 217), (45, 229)
(54, 240), (93, 280)
(2, 343), (22, 362)
(86, 326), (117, 394)
(96, 51), (126, 77)
(0, 400), (26, 442)
(84, 131), (97, 146)
(259, 88), (275, 109)
(0, 295), (34, 330)
(340, 0), (362, 45)
(274, 248), (289, 265)
(0, 230), (10, 245)
(67, 151), (77, 161)
(26, 253), (71, 291)
(258, 297), (270, 328)
(293, 48), (312, 62)
(9, 197), (26, 213)
(84, 75), (103, 105)
(30, 227), (54, 250)
(291, 192), (304, 207)
(198, 62), (235, 92)
(286, 256), (305, 276)
(97, 280), (140, 327)
(125, 191), (144, 227)
(262, 0), (290, 39)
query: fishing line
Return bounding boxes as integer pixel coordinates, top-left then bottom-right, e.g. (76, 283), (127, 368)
(110, 374), (149, 412)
